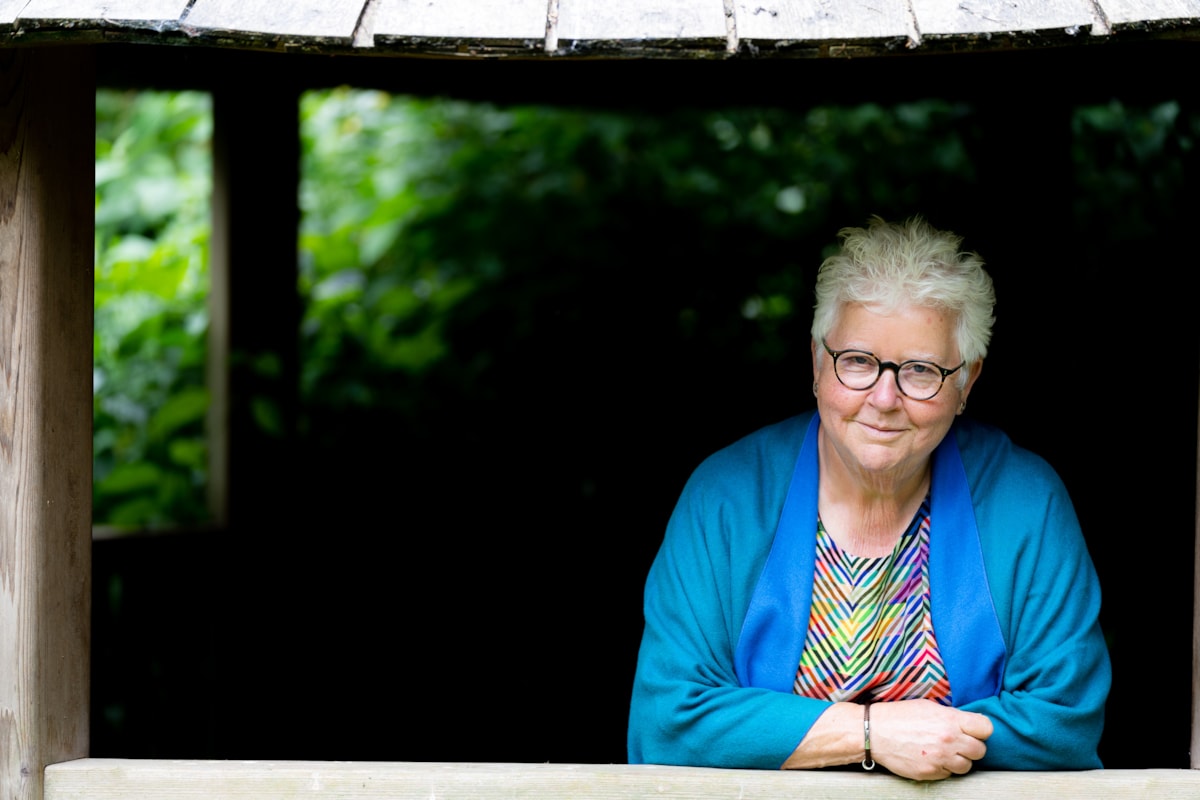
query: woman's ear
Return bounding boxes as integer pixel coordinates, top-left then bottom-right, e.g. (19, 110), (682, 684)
(810, 338), (820, 396)
(959, 359), (984, 412)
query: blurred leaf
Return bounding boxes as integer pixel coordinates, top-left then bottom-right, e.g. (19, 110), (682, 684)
(97, 461), (163, 494)
(147, 387), (209, 442)
(251, 396), (284, 437)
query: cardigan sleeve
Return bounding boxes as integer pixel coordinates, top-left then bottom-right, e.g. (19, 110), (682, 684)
(627, 425), (831, 769)
(959, 428), (1110, 769)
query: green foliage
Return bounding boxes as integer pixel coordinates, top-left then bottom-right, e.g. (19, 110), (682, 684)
(1072, 99), (1196, 244)
(94, 90), (212, 527)
(96, 88), (1196, 526)
(296, 90), (979, 451)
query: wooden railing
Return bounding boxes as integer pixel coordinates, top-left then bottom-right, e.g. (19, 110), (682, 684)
(43, 760), (1200, 800)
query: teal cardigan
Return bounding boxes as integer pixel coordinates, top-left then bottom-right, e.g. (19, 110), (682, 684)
(628, 411), (1110, 770)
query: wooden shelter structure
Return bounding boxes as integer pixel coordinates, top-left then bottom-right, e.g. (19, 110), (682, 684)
(3, 2), (1200, 799)
(3, 0), (1200, 57)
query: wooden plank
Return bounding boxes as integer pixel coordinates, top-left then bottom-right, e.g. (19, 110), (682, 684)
(912, 0), (1096, 36)
(4, 0), (1200, 49)
(1099, 0), (1200, 24)
(557, 0), (726, 42)
(0, 46), (93, 800)
(16, 0), (187, 26)
(43, 761), (1200, 799)
(374, 0), (547, 41)
(734, 0), (909, 45)
(184, 0), (366, 41)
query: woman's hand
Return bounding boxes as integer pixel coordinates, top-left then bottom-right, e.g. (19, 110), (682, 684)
(782, 699), (992, 781)
(869, 699), (993, 780)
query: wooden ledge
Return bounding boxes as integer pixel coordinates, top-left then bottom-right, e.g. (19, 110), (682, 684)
(44, 759), (1200, 799)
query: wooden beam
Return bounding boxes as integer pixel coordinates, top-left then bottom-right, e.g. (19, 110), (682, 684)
(206, 110), (230, 529)
(5, 0), (1200, 52)
(0, 46), (93, 800)
(42, 760), (1200, 798)
(210, 81), (301, 534)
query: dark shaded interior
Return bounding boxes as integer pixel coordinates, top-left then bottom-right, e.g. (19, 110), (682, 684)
(91, 41), (1199, 769)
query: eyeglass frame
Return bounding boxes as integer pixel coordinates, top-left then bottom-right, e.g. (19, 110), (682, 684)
(821, 340), (965, 400)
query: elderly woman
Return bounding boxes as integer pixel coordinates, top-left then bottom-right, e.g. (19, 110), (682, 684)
(627, 217), (1110, 780)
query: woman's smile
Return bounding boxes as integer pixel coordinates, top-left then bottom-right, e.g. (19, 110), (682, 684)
(857, 421), (906, 438)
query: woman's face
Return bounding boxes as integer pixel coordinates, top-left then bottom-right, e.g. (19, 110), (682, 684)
(812, 302), (981, 487)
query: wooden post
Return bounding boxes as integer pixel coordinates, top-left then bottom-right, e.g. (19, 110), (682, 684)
(1186, 96), (1200, 772)
(1194, 379), (1200, 768)
(209, 76), (302, 534)
(0, 47), (94, 800)
(209, 75), (303, 745)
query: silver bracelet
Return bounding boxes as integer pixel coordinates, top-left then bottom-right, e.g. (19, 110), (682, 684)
(862, 703), (875, 770)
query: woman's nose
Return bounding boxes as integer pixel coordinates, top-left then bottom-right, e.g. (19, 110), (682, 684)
(868, 365), (904, 405)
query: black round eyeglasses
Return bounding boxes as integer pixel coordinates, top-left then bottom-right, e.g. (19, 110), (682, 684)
(822, 340), (964, 401)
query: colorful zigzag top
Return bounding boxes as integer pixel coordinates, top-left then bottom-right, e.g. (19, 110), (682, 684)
(793, 496), (952, 705)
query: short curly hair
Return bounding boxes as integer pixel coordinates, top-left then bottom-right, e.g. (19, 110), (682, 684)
(811, 216), (996, 382)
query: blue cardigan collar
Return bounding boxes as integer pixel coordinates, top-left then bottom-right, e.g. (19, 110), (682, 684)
(734, 413), (1006, 705)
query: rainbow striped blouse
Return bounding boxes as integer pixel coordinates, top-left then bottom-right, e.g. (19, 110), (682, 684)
(792, 496), (952, 705)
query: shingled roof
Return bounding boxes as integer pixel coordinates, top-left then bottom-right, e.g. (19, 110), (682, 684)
(3, 0), (1199, 59)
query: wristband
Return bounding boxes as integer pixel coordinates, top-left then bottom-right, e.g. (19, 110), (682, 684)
(862, 702), (875, 770)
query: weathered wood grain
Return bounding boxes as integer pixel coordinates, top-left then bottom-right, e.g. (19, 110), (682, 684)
(556, 0), (726, 43)
(1, 0), (1200, 51)
(374, 0), (547, 41)
(1099, 0), (1200, 25)
(43, 761), (1200, 799)
(184, 0), (367, 41)
(1195, 388), (1200, 768)
(0, 45), (93, 800)
(734, 0), (909, 46)
(17, 0), (187, 28)
(912, 0), (1096, 36)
